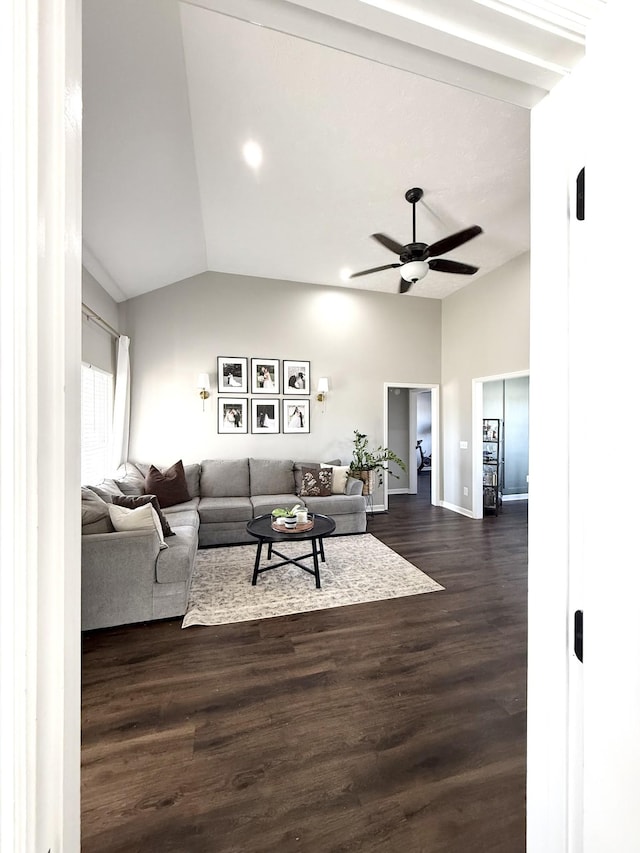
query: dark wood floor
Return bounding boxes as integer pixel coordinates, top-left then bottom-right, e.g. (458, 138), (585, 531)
(81, 476), (527, 853)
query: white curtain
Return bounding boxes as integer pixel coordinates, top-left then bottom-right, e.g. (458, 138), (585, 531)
(111, 335), (130, 469)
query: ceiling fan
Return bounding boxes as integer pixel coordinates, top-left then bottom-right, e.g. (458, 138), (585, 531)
(350, 188), (483, 294)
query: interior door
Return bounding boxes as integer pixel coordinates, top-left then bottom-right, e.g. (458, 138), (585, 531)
(580, 5), (640, 850)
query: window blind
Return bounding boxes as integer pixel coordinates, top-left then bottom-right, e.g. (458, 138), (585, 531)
(81, 363), (113, 485)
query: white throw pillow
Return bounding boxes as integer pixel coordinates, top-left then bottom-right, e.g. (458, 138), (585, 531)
(321, 463), (349, 494)
(107, 502), (168, 549)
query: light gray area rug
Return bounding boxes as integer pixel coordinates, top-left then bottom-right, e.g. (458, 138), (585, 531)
(182, 533), (444, 627)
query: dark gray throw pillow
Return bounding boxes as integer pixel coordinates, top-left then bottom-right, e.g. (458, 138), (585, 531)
(110, 493), (175, 537)
(145, 460), (191, 508)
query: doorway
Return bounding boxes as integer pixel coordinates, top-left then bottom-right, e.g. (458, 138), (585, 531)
(383, 382), (440, 511)
(472, 371), (529, 520)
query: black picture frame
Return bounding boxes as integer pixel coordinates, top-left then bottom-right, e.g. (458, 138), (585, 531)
(251, 398), (280, 434)
(283, 360), (310, 395)
(217, 397), (248, 433)
(251, 358), (280, 394)
(282, 399), (310, 433)
(217, 356), (248, 393)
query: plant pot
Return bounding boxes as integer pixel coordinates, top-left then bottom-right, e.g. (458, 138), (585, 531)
(351, 469), (375, 496)
(283, 516), (298, 529)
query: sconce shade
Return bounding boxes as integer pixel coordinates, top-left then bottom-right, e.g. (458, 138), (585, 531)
(197, 373), (210, 391)
(317, 377), (329, 394)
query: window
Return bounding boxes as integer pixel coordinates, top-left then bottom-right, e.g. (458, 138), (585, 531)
(81, 363), (113, 485)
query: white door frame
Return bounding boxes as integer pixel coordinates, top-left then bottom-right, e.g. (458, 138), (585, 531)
(383, 382), (440, 511)
(471, 370), (529, 520)
(0, 0), (82, 850)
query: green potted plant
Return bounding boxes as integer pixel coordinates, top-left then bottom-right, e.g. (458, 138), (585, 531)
(272, 503), (303, 529)
(348, 429), (407, 495)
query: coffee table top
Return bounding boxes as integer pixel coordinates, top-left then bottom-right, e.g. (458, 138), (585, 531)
(247, 513), (336, 542)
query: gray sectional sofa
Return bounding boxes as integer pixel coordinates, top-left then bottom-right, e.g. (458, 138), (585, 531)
(81, 457), (366, 631)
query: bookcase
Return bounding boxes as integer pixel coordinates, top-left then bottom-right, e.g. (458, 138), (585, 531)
(482, 418), (502, 515)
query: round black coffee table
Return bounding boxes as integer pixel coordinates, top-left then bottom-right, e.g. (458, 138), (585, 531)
(246, 513), (336, 588)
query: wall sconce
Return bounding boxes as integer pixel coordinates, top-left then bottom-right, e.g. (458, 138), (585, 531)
(197, 373), (210, 411)
(316, 377), (329, 412)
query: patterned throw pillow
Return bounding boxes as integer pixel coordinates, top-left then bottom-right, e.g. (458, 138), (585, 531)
(299, 466), (332, 497)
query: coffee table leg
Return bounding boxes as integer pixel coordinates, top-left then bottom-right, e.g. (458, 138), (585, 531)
(252, 539), (263, 585)
(311, 537), (321, 588)
(319, 536), (326, 562)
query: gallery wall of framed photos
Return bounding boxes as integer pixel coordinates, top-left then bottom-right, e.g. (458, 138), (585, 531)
(216, 356), (312, 434)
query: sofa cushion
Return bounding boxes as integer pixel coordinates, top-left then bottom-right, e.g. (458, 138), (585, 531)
(162, 498), (200, 515)
(155, 526), (199, 584)
(200, 459), (250, 497)
(107, 502), (168, 549)
(249, 458), (295, 496)
(299, 466), (332, 497)
(321, 463), (350, 494)
(111, 493), (174, 538)
(198, 496), (253, 524)
(114, 461), (146, 495)
(160, 508), (200, 529)
(250, 494), (302, 517)
(303, 493), (367, 516)
(145, 460), (191, 508)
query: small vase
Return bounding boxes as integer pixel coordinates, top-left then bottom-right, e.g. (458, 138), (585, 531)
(284, 516), (298, 529)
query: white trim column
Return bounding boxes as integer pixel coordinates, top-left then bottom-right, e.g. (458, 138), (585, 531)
(0, 0), (82, 850)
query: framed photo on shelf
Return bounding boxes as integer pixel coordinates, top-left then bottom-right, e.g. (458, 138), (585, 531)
(217, 356), (248, 393)
(217, 398), (248, 434)
(282, 399), (310, 434)
(283, 360), (310, 395)
(251, 358), (280, 394)
(251, 398), (280, 434)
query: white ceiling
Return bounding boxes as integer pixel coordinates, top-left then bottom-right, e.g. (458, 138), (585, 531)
(82, 0), (605, 301)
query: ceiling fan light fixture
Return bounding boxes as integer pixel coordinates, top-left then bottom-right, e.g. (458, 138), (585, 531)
(401, 260), (429, 282)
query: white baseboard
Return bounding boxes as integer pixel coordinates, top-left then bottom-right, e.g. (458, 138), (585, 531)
(366, 504), (386, 515)
(441, 500), (475, 519)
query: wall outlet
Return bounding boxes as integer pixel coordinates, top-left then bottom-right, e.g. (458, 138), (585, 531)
(463, 486), (469, 496)
(459, 440), (468, 449)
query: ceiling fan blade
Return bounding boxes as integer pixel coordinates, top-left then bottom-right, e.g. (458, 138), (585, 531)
(350, 263), (401, 279)
(427, 225), (483, 258)
(428, 258), (479, 275)
(399, 277), (413, 294)
(371, 233), (406, 255)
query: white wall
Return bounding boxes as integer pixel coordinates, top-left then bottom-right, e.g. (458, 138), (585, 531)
(387, 387), (410, 491)
(120, 270), (442, 471)
(82, 267), (120, 372)
(441, 252), (530, 512)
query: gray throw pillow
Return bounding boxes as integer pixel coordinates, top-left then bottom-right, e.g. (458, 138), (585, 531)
(81, 487), (114, 532)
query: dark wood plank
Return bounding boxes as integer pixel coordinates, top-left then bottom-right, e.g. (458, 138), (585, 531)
(82, 476), (527, 852)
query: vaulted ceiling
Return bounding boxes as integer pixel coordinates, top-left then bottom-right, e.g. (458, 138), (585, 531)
(82, 0), (605, 301)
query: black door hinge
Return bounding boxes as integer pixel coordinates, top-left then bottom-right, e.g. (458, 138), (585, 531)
(576, 167), (585, 220)
(574, 610), (583, 662)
